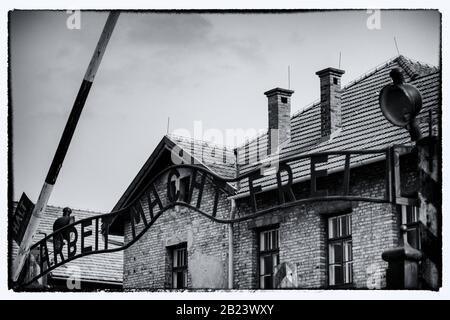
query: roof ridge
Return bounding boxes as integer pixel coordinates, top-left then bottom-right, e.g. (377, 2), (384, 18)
(342, 55), (439, 91)
(43, 203), (108, 215)
(397, 55), (420, 79)
(240, 99), (322, 149)
(12, 201), (108, 216)
(235, 101), (324, 150)
(397, 55), (439, 79)
(342, 55), (400, 91)
(166, 135), (237, 190)
(171, 55), (439, 159)
(291, 100), (320, 119)
(167, 133), (235, 150)
(290, 55), (439, 120)
(235, 129), (268, 151)
(236, 56), (406, 151)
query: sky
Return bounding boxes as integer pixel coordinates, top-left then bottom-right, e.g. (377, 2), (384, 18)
(10, 10), (440, 212)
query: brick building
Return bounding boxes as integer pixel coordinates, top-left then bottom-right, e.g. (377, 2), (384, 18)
(110, 55), (440, 290)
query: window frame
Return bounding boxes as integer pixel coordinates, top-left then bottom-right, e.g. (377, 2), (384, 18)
(326, 213), (353, 289)
(257, 225), (280, 289)
(402, 205), (421, 250)
(169, 176), (191, 203)
(170, 243), (188, 289)
(179, 176), (190, 203)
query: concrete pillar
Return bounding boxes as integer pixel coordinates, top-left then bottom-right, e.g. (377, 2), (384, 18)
(382, 241), (422, 289)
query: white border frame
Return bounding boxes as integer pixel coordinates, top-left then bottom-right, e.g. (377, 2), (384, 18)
(0, 0), (448, 300)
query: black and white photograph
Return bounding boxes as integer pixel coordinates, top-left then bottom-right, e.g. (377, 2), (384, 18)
(3, 4), (446, 301)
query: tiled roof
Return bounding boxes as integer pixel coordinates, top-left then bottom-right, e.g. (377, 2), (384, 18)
(233, 55), (439, 193)
(11, 204), (123, 285)
(167, 134), (237, 179)
(112, 134), (238, 212)
(160, 55), (439, 194)
(113, 55), (439, 206)
(396, 55), (438, 80)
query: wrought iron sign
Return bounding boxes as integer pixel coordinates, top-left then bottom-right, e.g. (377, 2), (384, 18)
(10, 193), (35, 245)
(16, 145), (413, 288)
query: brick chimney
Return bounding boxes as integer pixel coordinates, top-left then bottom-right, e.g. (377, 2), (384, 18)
(264, 87), (294, 153)
(316, 67), (345, 137)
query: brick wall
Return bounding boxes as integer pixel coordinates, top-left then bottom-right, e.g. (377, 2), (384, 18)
(265, 88), (294, 152)
(123, 154), (417, 289)
(316, 68), (344, 137)
(232, 155), (417, 289)
(123, 168), (231, 289)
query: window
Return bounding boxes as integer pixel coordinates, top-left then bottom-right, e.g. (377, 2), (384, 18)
(402, 206), (420, 249)
(169, 176), (190, 203)
(328, 213), (353, 287)
(333, 77), (339, 85)
(281, 96), (288, 104)
(179, 176), (190, 202)
(171, 244), (187, 289)
(259, 228), (280, 289)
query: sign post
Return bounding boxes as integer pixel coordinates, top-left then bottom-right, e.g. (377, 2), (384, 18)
(12, 11), (120, 282)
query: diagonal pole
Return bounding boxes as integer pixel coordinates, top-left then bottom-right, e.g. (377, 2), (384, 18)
(12, 11), (120, 282)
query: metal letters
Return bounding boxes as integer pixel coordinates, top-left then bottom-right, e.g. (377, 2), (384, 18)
(17, 146), (412, 288)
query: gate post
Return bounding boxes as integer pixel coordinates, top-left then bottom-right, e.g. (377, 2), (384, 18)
(382, 131), (440, 289)
(382, 240), (422, 289)
(416, 135), (441, 289)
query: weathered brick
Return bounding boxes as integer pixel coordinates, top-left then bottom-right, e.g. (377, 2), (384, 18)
(123, 154), (417, 289)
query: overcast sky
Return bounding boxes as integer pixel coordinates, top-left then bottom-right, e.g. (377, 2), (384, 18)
(10, 10), (440, 212)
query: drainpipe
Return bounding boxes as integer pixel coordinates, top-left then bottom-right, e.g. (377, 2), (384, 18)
(228, 199), (236, 289)
(228, 148), (240, 289)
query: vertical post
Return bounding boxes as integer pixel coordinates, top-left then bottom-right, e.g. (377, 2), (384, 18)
(166, 117), (170, 135)
(416, 136), (441, 289)
(287, 65), (291, 89)
(12, 12), (120, 282)
(385, 147), (393, 203)
(382, 243), (422, 289)
(382, 136), (441, 289)
(228, 199), (236, 289)
(393, 148), (402, 200)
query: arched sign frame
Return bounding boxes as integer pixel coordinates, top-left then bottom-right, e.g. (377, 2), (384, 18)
(15, 145), (414, 289)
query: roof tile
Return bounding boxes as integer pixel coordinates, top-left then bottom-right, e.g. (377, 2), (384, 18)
(11, 204), (123, 284)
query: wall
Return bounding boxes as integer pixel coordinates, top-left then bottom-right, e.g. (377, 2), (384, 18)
(232, 156), (416, 289)
(123, 154), (417, 289)
(123, 168), (231, 289)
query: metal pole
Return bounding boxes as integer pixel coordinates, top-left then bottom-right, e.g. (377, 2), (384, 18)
(228, 199), (236, 289)
(12, 12), (120, 282)
(287, 65), (290, 89)
(394, 36), (400, 55)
